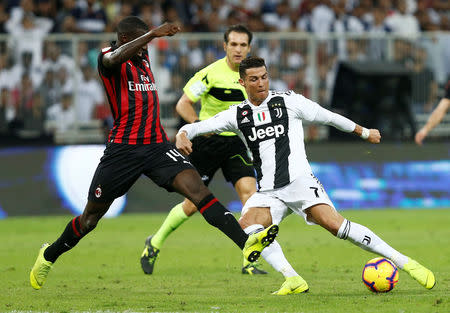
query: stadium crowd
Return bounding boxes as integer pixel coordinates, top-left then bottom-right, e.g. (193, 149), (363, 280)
(0, 0), (449, 143)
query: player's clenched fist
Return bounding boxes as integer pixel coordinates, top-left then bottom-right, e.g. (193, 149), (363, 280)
(176, 131), (193, 155)
(150, 22), (180, 37)
(368, 129), (381, 144)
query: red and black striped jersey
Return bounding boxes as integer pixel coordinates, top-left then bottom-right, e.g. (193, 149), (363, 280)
(97, 44), (169, 144)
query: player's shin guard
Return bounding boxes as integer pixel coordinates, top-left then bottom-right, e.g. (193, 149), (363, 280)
(337, 219), (408, 268)
(198, 194), (247, 249)
(44, 216), (92, 263)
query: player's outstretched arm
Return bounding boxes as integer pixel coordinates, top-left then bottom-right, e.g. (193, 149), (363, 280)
(103, 22), (180, 68)
(415, 98), (450, 145)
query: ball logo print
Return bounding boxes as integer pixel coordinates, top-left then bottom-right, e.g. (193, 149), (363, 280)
(95, 186), (102, 198)
(362, 257), (399, 293)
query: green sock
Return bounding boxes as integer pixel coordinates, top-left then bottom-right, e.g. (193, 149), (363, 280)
(151, 203), (189, 249)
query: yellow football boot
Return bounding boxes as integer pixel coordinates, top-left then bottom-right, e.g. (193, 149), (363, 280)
(403, 258), (436, 289)
(272, 276), (309, 295)
(243, 224), (279, 263)
(30, 243), (53, 290)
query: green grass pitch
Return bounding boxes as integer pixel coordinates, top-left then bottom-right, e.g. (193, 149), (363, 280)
(1, 209), (449, 313)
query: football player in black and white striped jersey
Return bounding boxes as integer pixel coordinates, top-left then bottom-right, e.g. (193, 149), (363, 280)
(176, 56), (436, 294)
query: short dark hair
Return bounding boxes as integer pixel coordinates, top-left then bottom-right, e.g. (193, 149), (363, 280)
(239, 56), (266, 78)
(117, 16), (149, 36)
(224, 24), (253, 45)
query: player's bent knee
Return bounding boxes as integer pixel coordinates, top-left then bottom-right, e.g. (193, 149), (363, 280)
(239, 207), (272, 229)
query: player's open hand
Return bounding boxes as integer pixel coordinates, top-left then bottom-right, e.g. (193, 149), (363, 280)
(151, 23), (180, 38)
(414, 128), (427, 145)
(176, 131), (193, 155)
(367, 129), (381, 144)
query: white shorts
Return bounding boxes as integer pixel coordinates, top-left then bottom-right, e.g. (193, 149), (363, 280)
(242, 175), (335, 225)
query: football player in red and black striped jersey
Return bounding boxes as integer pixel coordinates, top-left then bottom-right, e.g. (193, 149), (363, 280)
(29, 17), (278, 290)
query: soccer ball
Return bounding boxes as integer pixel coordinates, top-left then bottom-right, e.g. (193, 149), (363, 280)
(362, 257), (399, 293)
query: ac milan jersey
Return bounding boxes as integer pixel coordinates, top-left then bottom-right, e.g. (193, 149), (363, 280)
(180, 90), (355, 191)
(97, 44), (168, 144)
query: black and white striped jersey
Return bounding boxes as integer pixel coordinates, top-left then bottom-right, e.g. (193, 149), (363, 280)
(180, 90), (356, 191)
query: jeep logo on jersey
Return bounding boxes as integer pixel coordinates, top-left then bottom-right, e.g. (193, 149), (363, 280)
(253, 110), (272, 126)
(247, 124), (285, 142)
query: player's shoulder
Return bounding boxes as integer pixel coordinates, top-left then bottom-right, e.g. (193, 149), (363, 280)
(197, 58), (225, 75)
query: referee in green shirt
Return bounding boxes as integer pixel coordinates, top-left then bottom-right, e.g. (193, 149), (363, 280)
(141, 25), (265, 275)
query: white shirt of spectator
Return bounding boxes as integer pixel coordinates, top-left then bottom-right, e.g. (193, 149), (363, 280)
(75, 78), (103, 122)
(47, 102), (77, 132)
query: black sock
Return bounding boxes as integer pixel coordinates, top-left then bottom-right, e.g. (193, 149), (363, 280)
(44, 216), (89, 263)
(197, 194), (248, 249)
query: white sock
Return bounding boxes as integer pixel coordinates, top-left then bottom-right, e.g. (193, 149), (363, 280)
(337, 219), (409, 269)
(261, 240), (298, 278)
(243, 225), (298, 278)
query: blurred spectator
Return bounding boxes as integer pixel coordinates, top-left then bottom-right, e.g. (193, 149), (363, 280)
(9, 73), (44, 133)
(106, 1), (134, 32)
(39, 69), (59, 111)
(296, 0), (315, 32)
(9, 51), (44, 90)
(34, 0), (56, 21)
(0, 3), (9, 33)
(310, 0), (335, 36)
(262, 1), (292, 31)
(410, 48), (437, 113)
(5, 5), (53, 68)
(70, 0), (107, 33)
(258, 39), (282, 67)
(42, 41), (76, 75)
(247, 13), (267, 32)
(75, 65), (103, 122)
(385, 0), (420, 36)
(269, 66), (288, 91)
(367, 7), (392, 60)
(53, 0), (77, 33)
(0, 88), (8, 133)
(46, 91), (76, 134)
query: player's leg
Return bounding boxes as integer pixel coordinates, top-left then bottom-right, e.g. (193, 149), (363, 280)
(141, 138), (219, 274)
(305, 203), (436, 289)
(30, 200), (111, 289)
(30, 143), (142, 289)
(172, 168), (278, 260)
(140, 199), (196, 274)
(223, 144), (269, 274)
(239, 194), (309, 295)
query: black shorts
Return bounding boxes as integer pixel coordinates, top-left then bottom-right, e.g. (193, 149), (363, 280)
(189, 135), (255, 186)
(88, 142), (194, 202)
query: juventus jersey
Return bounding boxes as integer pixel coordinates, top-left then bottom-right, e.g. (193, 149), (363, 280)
(180, 90), (356, 191)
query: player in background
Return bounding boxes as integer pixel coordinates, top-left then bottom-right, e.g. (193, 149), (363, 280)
(176, 56), (436, 294)
(29, 18), (279, 290)
(140, 25), (299, 278)
(415, 80), (450, 145)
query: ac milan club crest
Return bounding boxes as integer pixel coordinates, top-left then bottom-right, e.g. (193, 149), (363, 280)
(95, 186), (102, 198)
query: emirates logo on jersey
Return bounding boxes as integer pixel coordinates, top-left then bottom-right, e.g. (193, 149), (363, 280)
(143, 60), (150, 68)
